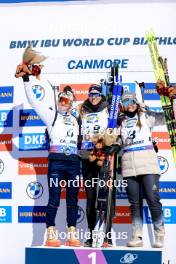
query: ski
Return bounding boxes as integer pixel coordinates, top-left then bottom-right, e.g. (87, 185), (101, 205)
(146, 29), (176, 165)
(108, 66), (123, 129)
(158, 56), (176, 121)
(93, 65), (122, 247)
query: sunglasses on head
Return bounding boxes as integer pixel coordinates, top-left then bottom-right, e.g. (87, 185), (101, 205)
(88, 92), (101, 97)
(122, 98), (137, 107)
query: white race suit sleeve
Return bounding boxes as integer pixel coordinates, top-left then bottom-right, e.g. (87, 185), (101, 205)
(23, 77), (56, 127)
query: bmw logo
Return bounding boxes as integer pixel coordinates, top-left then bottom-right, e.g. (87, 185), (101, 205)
(158, 156), (169, 174)
(77, 206), (85, 224)
(0, 159), (4, 174)
(32, 85), (45, 101)
(26, 182), (43, 199)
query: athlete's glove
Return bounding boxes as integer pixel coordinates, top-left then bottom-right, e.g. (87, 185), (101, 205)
(104, 144), (121, 155)
(156, 80), (169, 96)
(168, 86), (176, 98)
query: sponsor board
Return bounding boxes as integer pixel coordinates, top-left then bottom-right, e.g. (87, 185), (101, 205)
(18, 204), (85, 223)
(142, 83), (160, 101)
(113, 206), (132, 224)
(0, 110), (13, 127)
(18, 157), (48, 175)
(159, 181), (176, 199)
(113, 206), (176, 224)
(18, 206), (46, 223)
(19, 133), (48, 151)
(19, 109), (45, 127)
(0, 134), (12, 151)
(143, 83), (175, 101)
(152, 132), (171, 150)
(143, 206), (176, 224)
(0, 206), (12, 223)
(0, 86), (14, 103)
(116, 180), (176, 200)
(0, 182), (12, 199)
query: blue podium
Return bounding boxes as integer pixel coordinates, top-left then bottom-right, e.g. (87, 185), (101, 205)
(25, 246), (162, 264)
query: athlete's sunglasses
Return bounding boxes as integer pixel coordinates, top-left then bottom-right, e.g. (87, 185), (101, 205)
(122, 98), (137, 107)
(88, 92), (101, 97)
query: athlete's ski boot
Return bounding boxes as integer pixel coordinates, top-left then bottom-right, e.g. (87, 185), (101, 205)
(127, 229), (143, 247)
(127, 236), (143, 247)
(153, 230), (165, 248)
(84, 238), (93, 247)
(65, 226), (81, 247)
(45, 226), (61, 247)
(102, 238), (113, 248)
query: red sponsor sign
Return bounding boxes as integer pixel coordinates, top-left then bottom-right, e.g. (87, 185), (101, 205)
(113, 206), (132, 224)
(152, 131), (171, 150)
(18, 157), (48, 175)
(0, 134), (12, 151)
(78, 186), (86, 199)
(60, 84), (92, 102)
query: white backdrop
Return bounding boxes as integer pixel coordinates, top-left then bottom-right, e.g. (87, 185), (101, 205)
(0, 1), (176, 264)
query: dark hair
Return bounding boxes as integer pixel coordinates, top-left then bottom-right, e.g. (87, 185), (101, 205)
(88, 84), (102, 93)
(63, 85), (73, 93)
